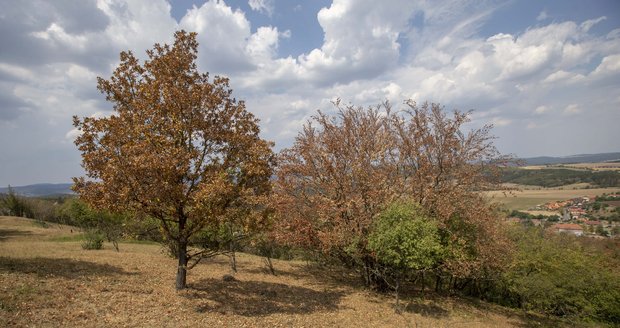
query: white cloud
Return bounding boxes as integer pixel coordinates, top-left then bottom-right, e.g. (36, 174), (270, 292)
(180, 1), (291, 75)
(248, 0), (274, 17)
(537, 10), (548, 21)
(31, 23), (90, 51)
(0, 63), (35, 82)
(580, 16), (606, 33)
(298, 0), (415, 83)
(563, 104), (581, 115)
(534, 105), (549, 114)
(590, 54), (620, 79)
(490, 117), (511, 127)
(96, 0), (177, 52)
(543, 70), (585, 84)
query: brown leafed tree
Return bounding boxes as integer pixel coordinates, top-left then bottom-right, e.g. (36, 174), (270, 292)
(389, 101), (514, 278)
(274, 100), (514, 286)
(274, 100), (398, 286)
(72, 31), (275, 290)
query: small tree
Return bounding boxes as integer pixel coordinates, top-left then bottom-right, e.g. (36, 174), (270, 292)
(73, 31), (275, 289)
(56, 198), (125, 251)
(368, 201), (444, 310)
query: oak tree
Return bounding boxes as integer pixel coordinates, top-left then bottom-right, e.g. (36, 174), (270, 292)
(73, 31), (275, 289)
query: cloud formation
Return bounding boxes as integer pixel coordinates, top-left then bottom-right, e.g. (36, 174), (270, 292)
(0, 0), (619, 185)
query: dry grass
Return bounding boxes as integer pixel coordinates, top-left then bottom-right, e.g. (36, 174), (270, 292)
(0, 216), (575, 327)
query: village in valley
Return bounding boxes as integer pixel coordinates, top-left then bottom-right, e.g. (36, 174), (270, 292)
(506, 191), (620, 238)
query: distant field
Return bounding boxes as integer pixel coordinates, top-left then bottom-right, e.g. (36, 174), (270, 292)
(522, 162), (620, 171)
(500, 182), (593, 190)
(0, 216), (571, 327)
(484, 187), (620, 210)
(567, 162), (620, 171)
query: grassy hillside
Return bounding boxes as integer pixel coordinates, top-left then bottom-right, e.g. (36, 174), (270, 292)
(0, 216), (574, 327)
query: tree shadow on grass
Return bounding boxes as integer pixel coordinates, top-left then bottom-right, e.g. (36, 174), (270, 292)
(0, 257), (138, 279)
(185, 278), (345, 316)
(243, 261), (365, 290)
(404, 301), (450, 318)
(455, 297), (576, 328)
(0, 229), (34, 242)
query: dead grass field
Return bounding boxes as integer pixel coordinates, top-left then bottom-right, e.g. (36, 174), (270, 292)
(484, 187), (620, 210)
(0, 216), (577, 327)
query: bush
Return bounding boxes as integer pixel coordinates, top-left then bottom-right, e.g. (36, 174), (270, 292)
(81, 230), (104, 250)
(503, 226), (620, 322)
(368, 201), (444, 309)
(57, 198), (126, 251)
(369, 201), (444, 273)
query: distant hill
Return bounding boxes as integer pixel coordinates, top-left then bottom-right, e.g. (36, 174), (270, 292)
(522, 152), (620, 165)
(0, 183), (74, 197)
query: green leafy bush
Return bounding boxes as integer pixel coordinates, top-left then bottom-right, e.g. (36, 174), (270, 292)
(369, 201), (444, 272)
(368, 201), (445, 309)
(81, 230), (104, 250)
(57, 198), (126, 251)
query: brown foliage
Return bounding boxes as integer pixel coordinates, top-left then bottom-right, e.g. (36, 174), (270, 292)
(274, 100), (514, 282)
(72, 31), (275, 289)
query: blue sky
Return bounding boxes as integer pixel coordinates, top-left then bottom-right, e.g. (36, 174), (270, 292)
(0, 0), (619, 185)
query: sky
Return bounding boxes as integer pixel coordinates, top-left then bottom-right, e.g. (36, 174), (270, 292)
(1, 0), (619, 186)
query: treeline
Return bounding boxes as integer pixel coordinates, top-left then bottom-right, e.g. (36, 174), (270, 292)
(0, 187), (61, 222)
(509, 210), (560, 221)
(500, 167), (620, 187)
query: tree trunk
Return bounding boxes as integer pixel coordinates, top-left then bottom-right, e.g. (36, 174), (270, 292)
(228, 223), (237, 273)
(176, 239), (188, 290)
(229, 250), (237, 273)
(264, 256), (276, 275)
(394, 276), (402, 314)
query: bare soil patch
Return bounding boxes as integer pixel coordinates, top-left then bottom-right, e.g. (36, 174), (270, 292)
(0, 216), (575, 327)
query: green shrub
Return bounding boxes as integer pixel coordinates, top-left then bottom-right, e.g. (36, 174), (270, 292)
(368, 201), (445, 309)
(81, 230), (104, 250)
(369, 201), (444, 272)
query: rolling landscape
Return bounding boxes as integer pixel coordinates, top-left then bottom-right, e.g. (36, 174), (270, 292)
(2, 1), (620, 327)
(3, 153), (620, 327)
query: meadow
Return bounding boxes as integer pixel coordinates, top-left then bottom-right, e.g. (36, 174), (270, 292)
(0, 216), (573, 327)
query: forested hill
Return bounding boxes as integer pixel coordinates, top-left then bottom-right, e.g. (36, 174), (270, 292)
(500, 168), (620, 188)
(521, 152), (620, 165)
(0, 183), (74, 197)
